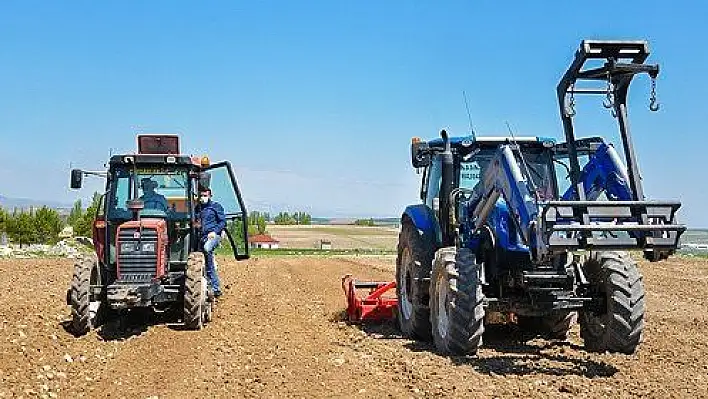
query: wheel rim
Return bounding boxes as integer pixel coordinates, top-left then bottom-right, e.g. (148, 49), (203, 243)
(399, 247), (413, 320)
(200, 276), (208, 323)
(88, 264), (101, 326)
(88, 301), (101, 324)
(435, 268), (450, 340)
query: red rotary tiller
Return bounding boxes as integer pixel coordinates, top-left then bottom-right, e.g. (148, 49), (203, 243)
(341, 274), (397, 322)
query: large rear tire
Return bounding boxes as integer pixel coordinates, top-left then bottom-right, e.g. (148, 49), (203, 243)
(184, 252), (210, 330)
(69, 255), (103, 336)
(580, 251), (645, 354)
(430, 247), (485, 355)
(396, 221), (435, 341)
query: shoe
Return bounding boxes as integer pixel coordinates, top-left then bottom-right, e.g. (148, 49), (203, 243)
(214, 291), (222, 298)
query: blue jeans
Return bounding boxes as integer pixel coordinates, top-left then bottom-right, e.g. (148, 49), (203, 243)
(202, 235), (222, 294)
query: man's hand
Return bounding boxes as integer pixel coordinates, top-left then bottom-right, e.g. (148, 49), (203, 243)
(208, 231), (217, 240)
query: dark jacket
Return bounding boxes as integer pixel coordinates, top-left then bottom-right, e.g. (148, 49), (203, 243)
(197, 200), (226, 239)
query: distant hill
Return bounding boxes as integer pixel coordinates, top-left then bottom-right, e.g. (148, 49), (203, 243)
(0, 195), (72, 211)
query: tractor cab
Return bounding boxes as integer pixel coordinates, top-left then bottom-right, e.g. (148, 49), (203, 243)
(416, 135), (558, 203)
(411, 134), (559, 248)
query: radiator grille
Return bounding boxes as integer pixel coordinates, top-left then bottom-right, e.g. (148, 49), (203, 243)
(117, 228), (158, 282)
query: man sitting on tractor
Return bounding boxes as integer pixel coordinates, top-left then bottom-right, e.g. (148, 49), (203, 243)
(197, 187), (226, 298)
(140, 177), (169, 212)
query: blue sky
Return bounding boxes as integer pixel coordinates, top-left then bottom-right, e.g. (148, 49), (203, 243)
(0, 1), (706, 224)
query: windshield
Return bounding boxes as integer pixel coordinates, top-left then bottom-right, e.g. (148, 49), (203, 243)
(108, 166), (190, 220)
(458, 146), (556, 201)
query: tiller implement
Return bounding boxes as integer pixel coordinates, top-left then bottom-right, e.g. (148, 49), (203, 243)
(341, 274), (397, 322)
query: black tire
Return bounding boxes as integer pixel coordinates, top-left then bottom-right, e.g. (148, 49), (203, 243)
(184, 252), (209, 330)
(69, 255), (101, 336)
(517, 311), (577, 340)
(430, 247), (485, 355)
(543, 311), (577, 339)
(643, 249), (669, 262)
(580, 251), (645, 354)
(396, 221), (435, 341)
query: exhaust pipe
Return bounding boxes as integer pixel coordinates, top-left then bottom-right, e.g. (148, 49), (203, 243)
(439, 130), (454, 246)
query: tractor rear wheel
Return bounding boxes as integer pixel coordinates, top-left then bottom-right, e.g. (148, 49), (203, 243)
(580, 251), (645, 354)
(396, 221), (435, 341)
(184, 252), (211, 330)
(430, 247), (485, 355)
(69, 255), (104, 336)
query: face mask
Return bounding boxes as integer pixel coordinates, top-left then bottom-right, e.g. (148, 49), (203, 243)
(200, 196), (209, 204)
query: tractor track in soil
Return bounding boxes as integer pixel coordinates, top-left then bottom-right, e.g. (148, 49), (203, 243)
(1, 255), (707, 398)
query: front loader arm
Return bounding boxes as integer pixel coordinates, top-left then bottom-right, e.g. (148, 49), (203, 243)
(471, 145), (539, 247)
(562, 142), (632, 201)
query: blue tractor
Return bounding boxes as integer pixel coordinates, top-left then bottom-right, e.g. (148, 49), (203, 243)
(396, 40), (685, 355)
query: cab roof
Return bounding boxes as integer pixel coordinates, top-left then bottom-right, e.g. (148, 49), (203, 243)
(427, 135), (556, 149)
(108, 154), (202, 168)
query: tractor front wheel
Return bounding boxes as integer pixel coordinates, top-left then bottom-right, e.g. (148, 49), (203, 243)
(69, 255), (105, 336)
(430, 247), (485, 355)
(184, 252), (211, 330)
(580, 251), (645, 354)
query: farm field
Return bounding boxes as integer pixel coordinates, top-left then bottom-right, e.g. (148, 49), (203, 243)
(1, 254), (707, 398)
(266, 224), (399, 250)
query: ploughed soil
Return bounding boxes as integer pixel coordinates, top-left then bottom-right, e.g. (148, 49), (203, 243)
(1, 254), (707, 398)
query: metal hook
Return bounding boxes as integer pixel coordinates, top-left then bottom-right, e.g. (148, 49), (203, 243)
(649, 99), (660, 112)
(565, 86), (576, 117)
(649, 76), (660, 112)
(565, 105), (576, 118)
(603, 73), (614, 109)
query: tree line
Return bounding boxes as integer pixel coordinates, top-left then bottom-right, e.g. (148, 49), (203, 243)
(354, 218), (376, 226)
(0, 193), (102, 247)
(0, 194), (312, 247)
(67, 193), (103, 237)
(0, 206), (63, 247)
(235, 211), (313, 231)
(273, 211), (311, 225)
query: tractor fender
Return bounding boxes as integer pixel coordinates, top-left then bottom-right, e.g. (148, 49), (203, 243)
(402, 204), (442, 246)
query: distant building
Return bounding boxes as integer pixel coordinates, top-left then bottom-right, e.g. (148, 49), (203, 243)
(248, 234), (280, 249)
(319, 240), (332, 250)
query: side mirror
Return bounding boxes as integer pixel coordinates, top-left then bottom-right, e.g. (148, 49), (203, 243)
(70, 169), (83, 189)
(411, 141), (431, 168)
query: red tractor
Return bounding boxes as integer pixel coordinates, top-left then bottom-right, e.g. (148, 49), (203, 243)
(67, 135), (249, 334)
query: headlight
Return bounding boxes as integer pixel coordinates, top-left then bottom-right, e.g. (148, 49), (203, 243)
(120, 242), (137, 253)
(120, 242), (156, 253)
